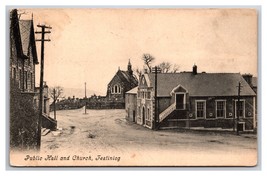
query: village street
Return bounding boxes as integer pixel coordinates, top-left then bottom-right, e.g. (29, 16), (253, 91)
(40, 108), (257, 166)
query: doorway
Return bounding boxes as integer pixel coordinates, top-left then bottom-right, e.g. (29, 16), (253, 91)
(176, 94), (184, 109)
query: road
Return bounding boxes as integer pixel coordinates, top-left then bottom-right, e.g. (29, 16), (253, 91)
(40, 107), (257, 166)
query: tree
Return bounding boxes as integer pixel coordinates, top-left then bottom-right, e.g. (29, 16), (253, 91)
(172, 64), (180, 73)
(133, 67), (142, 81)
(157, 62), (180, 73)
(49, 86), (64, 120)
(158, 62), (172, 73)
(142, 53), (155, 73)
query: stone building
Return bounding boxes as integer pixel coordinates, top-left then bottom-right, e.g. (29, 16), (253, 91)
(105, 60), (138, 106)
(135, 65), (256, 131)
(10, 9), (56, 149)
(125, 87), (137, 122)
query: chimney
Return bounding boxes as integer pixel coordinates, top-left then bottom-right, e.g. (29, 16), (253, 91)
(242, 74), (253, 86)
(192, 64), (197, 75)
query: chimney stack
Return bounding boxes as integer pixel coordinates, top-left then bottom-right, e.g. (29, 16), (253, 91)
(192, 64), (197, 75)
(242, 74), (253, 86)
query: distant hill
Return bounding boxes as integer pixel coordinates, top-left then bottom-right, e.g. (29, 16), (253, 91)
(61, 88), (105, 99)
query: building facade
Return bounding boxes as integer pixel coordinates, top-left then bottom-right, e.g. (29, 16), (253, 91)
(105, 60), (138, 106)
(125, 87), (137, 122)
(10, 9), (56, 148)
(136, 65), (256, 131)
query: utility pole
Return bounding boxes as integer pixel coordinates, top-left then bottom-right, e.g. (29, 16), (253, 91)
(236, 82), (242, 135)
(84, 82), (87, 114)
(153, 66), (158, 130)
(53, 88), (56, 120)
(35, 24), (51, 150)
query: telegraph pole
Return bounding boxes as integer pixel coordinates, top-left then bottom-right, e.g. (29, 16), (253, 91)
(84, 82), (87, 114)
(236, 82), (242, 135)
(35, 24), (52, 150)
(154, 66), (158, 130)
(53, 88), (56, 120)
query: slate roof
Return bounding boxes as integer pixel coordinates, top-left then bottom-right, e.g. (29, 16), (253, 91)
(126, 86), (138, 94)
(18, 20), (38, 64)
(19, 20), (32, 56)
(108, 70), (138, 86)
(147, 72), (256, 97)
(120, 70), (138, 86)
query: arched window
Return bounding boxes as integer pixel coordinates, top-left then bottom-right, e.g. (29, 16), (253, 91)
(111, 84), (121, 94)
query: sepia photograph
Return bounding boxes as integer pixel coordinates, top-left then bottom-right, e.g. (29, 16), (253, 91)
(8, 8), (258, 166)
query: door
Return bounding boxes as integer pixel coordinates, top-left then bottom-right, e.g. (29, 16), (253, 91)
(133, 110), (136, 122)
(176, 94), (184, 109)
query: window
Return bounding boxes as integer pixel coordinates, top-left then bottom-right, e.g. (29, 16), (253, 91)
(196, 100), (206, 118)
(24, 71), (28, 90)
(30, 73), (33, 89)
(147, 92), (151, 99)
(12, 67), (16, 80)
(111, 84), (121, 94)
(235, 100), (245, 118)
(147, 108), (150, 120)
(216, 100), (226, 118)
(19, 69), (22, 89)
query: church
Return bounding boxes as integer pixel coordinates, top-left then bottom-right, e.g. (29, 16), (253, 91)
(106, 60), (138, 103)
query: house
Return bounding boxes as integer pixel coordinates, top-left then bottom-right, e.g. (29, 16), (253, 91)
(10, 9), (40, 148)
(125, 87), (138, 122)
(136, 65), (256, 131)
(10, 10), (38, 94)
(10, 9), (56, 149)
(105, 60), (138, 107)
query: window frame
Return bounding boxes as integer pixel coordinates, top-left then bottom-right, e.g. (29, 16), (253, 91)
(195, 100), (206, 119)
(111, 84), (121, 94)
(215, 100), (226, 118)
(235, 99), (245, 118)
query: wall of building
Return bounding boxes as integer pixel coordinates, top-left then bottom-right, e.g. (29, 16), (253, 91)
(136, 88), (154, 128)
(160, 96), (255, 131)
(158, 97), (171, 114)
(125, 93), (137, 122)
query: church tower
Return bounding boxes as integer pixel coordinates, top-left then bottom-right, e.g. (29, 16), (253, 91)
(127, 59), (133, 76)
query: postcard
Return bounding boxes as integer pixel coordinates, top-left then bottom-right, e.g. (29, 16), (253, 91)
(9, 8), (257, 166)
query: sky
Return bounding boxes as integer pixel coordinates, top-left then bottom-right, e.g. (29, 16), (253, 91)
(18, 8), (257, 95)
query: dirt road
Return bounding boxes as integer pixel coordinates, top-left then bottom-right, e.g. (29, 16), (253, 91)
(40, 108), (257, 166)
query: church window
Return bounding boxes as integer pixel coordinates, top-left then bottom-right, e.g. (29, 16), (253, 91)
(111, 84), (121, 94)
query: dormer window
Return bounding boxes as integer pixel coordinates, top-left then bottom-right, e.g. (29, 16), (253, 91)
(111, 84), (121, 94)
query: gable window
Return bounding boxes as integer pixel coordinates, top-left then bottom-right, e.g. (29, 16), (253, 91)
(235, 100), (245, 118)
(216, 100), (226, 118)
(111, 84), (121, 94)
(196, 100), (206, 118)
